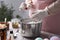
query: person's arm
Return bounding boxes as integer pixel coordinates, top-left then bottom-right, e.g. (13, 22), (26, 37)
(31, 0), (58, 21)
(48, 0), (59, 9)
(40, 0), (57, 13)
(47, 0), (59, 15)
(36, 0), (56, 10)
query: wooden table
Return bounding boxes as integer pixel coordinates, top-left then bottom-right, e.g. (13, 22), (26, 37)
(0, 27), (7, 40)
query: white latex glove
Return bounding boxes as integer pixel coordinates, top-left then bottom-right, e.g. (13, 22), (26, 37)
(25, 0), (32, 8)
(19, 2), (26, 11)
(31, 7), (48, 21)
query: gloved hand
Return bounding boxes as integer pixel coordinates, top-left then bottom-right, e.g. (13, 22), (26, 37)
(19, 2), (27, 11)
(19, 2), (33, 11)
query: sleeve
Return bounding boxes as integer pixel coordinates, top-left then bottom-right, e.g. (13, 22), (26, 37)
(47, 0), (60, 15)
(48, 0), (59, 9)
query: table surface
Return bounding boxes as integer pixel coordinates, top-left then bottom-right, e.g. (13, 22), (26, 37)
(7, 28), (60, 40)
(7, 23), (60, 40)
(7, 29), (34, 40)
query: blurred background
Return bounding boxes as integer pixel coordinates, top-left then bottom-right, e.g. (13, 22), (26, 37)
(0, 0), (29, 22)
